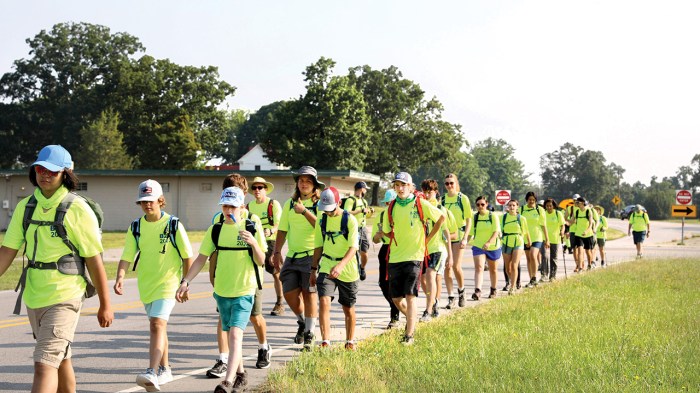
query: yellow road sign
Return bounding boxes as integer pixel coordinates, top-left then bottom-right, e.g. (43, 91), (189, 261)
(612, 195), (621, 205)
(672, 205), (697, 218)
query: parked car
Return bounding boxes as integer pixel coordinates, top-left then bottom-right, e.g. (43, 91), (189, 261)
(620, 204), (645, 220)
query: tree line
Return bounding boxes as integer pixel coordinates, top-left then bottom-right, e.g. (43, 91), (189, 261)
(1, 23), (698, 218)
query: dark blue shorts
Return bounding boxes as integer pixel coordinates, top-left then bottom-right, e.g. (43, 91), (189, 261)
(471, 246), (502, 261)
(633, 231), (646, 244)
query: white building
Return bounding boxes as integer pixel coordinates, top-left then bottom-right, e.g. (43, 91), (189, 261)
(236, 144), (290, 171)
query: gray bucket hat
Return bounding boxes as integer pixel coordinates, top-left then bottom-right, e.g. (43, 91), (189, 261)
(293, 166), (325, 189)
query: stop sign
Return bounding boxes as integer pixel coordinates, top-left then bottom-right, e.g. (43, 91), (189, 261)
(676, 189), (692, 205)
(495, 190), (511, 206)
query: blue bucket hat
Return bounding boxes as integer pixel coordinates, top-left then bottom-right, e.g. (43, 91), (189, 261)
(32, 145), (73, 172)
(381, 190), (397, 203)
(219, 187), (245, 207)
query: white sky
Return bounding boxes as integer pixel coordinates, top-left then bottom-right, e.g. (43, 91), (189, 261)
(2, 0), (699, 185)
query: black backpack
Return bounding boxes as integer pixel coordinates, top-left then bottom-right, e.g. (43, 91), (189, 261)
(211, 215), (262, 290)
(129, 215), (183, 271)
(472, 211), (493, 233)
(14, 192), (101, 315)
(319, 210), (351, 244)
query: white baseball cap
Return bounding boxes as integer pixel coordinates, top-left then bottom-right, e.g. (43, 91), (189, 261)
(136, 179), (163, 202)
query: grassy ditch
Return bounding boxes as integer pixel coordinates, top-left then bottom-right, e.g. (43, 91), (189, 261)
(264, 258), (700, 392)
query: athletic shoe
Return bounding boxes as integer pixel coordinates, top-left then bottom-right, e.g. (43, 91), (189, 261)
(590, 262), (597, 269)
(320, 341), (330, 348)
(538, 276), (549, 283)
(458, 289), (466, 307)
(136, 368), (160, 392)
(400, 335), (414, 345)
(488, 288), (497, 299)
(508, 287), (515, 296)
(601, 261), (606, 267)
(549, 276), (556, 281)
(206, 360), (227, 378)
(359, 267), (367, 281)
(387, 319), (400, 329)
(471, 289), (481, 301)
(502, 283), (511, 292)
(446, 296), (456, 310)
(419, 310), (431, 322)
(214, 380), (234, 393)
(344, 342), (356, 351)
(256, 345), (271, 369)
(270, 302), (285, 316)
(303, 331), (315, 351)
(156, 366), (173, 385)
(524, 278), (537, 288)
(295, 320), (305, 344)
(232, 371), (248, 391)
(516, 283), (522, 290)
(431, 301), (439, 318)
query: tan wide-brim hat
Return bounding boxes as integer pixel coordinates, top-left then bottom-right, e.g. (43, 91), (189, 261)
(249, 176), (274, 194)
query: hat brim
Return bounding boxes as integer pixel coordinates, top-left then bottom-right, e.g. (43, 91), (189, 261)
(293, 174), (325, 190)
(219, 200), (244, 207)
(250, 181), (274, 194)
(319, 202), (337, 212)
(137, 195), (160, 202)
(32, 161), (64, 172)
(393, 179), (411, 185)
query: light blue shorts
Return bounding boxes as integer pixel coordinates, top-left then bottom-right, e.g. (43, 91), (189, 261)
(144, 298), (176, 321)
(502, 245), (524, 255)
(214, 293), (254, 331)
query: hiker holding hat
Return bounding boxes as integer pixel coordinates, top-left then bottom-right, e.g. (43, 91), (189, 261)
(273, 166), (325, 350)
(247, 177), (284, 316)
(341, 181), (373, 281)
(0, 145), (113, 393)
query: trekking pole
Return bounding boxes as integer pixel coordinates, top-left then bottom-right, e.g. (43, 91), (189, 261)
(562, 236), (568, 278)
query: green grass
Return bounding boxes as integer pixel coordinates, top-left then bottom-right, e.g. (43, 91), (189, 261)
(264, 259), (700, 392)
(607, 227), (626, 241)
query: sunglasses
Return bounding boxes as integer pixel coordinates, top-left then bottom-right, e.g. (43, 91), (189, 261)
(444, 182), (454, 186)
(35, 166), (61, 177)
(251, 186), (266, 191)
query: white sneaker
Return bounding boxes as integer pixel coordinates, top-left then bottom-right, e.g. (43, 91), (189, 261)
(157, 366), (173, 385)
(136, 368), (160, 392)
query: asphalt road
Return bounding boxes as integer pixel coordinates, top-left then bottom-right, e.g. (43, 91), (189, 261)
(1, 218), (698, 392)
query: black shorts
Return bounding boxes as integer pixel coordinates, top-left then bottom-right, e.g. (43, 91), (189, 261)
(263, 240), (276, 275)
(596, 238), (606, 247)
(358, 227), (370, 252)
(422, 252), (442, 273)
(580, 236), (595, 250)
(388, 261), (420, 298)
(317, 273), (358, 307)
(280, 254), (317, 293)
(570, 234), (581, 248)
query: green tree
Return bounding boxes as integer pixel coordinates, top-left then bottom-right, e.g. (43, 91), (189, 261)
(76, 109), (133, 169)
(234, 101), (285, 161)
(213, 109), (248, 164)
(140, 115), (200, 169)
(260, 58), (370, 170)
(470, 138), (530, 203)
(642, 176), (674, 220)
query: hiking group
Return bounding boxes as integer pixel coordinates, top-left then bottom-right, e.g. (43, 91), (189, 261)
(0, 145), (650, 393)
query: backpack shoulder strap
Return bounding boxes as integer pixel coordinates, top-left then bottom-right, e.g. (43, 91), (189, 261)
(387, 200), (396, 228)
(22, 195), (39, 235)
(341, 210), (350, 240)
(53, 193), (79, 255)
(168, 216), (182, 259)
(320, 213), (328, 242)
(130, 217), (142, 248)
(267, 200), (274, 226)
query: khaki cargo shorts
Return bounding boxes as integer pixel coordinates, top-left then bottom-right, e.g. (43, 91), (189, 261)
(27, 298), (83, 368)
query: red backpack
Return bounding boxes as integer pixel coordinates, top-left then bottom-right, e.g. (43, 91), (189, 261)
(384, 195), (429, 279)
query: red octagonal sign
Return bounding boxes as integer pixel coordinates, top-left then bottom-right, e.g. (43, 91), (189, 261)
(495, 190), (511, 206)
(676, 189), (692, 205)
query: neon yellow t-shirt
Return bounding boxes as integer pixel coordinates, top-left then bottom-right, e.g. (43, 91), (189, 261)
(314, 212), (360, 282)
(520, 205), (547, 243)
(2, 186), (102, 309)
(278, 198), (317, 257)
(199, 219), (267, 298)
(501, 213), (529, 248)
(469, 212), (501, 250)
(387, 197), (444, 263)
(545, 210), (565, 245)
(120, 213), (194, 304)
(567, 205), (579, 232)
(247, 197), (282, 240)
(425, 202), (451, 254)
(629, 211), (649, 232)
(597, 215), (608, 240)
(342, 195), (369, 227)
(372, 210), (391, 245)
(574, 207), (594, 238)
(442, 193), (473, 239)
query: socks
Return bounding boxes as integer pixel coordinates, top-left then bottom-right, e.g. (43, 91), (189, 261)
(297, 313), (304, 323)
(305, 317), (316, 333)
(219, 353), (229, 363)
(259, 342), (269, 350)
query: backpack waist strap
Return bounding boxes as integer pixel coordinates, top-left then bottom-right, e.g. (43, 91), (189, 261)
(27, 261), (60, 270)
(321, 253), (344, 262)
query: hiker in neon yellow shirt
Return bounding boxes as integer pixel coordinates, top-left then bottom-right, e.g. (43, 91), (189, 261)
(594, 205), (608, 267)
(501, 199), (531, 295)
(468, 196), (501, 300)
(176, 186), (266, 392)
(543, 198), (566, 280)
(374, 172), (444, 345)
(566, 193), (581, 260)
(115, 179), (194, 390)
(310, 187), (360, 350)
(341, 181), (373, 281)
(570, 197), (596, 271)
(627, 204), (650, 258)
(419, 180), (454, 322)
(247, 176), (284, 317)
(273, 166), (324, 350)
(0, 145), (113, 393)
(441, 173), (473, 309)
(207, 174), (272, 377)
(371, 190), (400, 328)
(520, 191), (549, 288)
